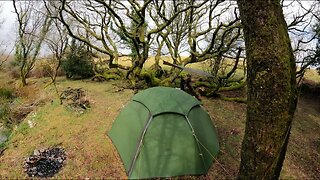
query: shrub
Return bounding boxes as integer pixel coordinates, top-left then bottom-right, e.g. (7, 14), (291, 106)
(0, 87), (14, 127)
(55, 67), (65, 77)
(31, 63), (53, 78)
(0, 97), (11, 127)
(9, 66), (21, 79)
(62, 41), (94, 79)
(0, 87), (14, 99)
(0, 87), (17, 129)
(31, 59), (66, 78)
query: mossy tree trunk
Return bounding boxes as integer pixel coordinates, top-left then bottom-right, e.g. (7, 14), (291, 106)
(21, 69), (27, 86)
(236, 0), (297, 179)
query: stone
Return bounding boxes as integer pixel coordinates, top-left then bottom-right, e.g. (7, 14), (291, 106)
(60, 88), (90, 114)
(24, 147), (66, 178)
(33, 150), (40, 156)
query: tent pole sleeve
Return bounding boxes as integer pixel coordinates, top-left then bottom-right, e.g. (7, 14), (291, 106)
(184, 115), (207, 171)
(128, 113), (153, 177)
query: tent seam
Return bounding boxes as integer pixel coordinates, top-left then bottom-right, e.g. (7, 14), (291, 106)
(128, 112), (153, 177)
(184, 115), (207, 172)
(186, 104), (201, 116)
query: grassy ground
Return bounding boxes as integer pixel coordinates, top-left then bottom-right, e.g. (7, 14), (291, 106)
(0, 71), (319, 178)
(282, 91), (320, 179)
(303, 68), (320, 83)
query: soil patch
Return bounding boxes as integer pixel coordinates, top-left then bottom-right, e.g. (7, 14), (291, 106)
(10, 97), (47, 124)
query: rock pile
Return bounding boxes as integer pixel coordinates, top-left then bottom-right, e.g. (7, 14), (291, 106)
(24, 147), (66, 178)
(60, 87), (90, 113)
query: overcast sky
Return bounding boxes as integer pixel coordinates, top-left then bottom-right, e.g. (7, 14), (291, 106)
(0, 2), (16, 46)
(0, 1), (317, 55)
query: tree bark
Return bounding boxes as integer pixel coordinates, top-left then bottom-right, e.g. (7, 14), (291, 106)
(236, 0), (297, 179)
(21, 72), (27, 86)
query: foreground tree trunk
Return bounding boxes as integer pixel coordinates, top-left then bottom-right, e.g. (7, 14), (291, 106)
(236, 0), (297, 179)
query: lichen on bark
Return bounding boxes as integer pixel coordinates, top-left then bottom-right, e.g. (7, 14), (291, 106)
(236, 0), (297, 179)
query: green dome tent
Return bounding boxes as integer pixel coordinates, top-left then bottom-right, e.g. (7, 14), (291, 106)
(108, 87), (219, 179)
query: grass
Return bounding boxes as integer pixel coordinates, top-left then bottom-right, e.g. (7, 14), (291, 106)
(0, 87), (14, 99)
(304, 68), (320, 83)
(0, 78), (130, 178)
(0, 68), (319, 178)
(281, 93), (320, 179)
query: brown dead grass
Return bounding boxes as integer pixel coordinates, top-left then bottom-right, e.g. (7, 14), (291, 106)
(281, 92), (320, 179)
(304, 69), (320, 83)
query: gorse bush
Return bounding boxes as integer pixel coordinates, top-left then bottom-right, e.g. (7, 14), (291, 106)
(62, 40), (94, 79)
